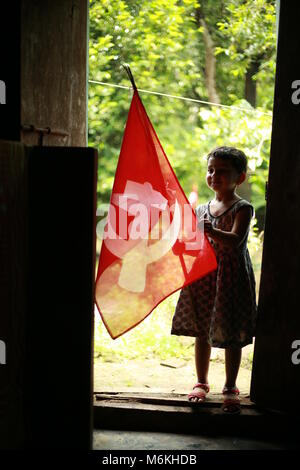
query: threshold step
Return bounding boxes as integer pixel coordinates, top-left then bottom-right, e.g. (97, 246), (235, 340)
(93, 391), (294, 443)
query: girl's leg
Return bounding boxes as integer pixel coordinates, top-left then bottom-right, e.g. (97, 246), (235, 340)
(224, 346), (242, 388)
(195, 337), (211, 383)
(189, 338), (211, 402)
(222, 347), (242, 413)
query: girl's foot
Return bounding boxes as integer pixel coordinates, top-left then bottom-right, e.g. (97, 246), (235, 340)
(188, 383), (210, 402)
(222, 385), (241, 414)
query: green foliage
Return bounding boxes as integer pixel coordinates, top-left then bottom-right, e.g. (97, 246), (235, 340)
(89, 0), (276, 215)
(216, 0), (276, 109)
(89, 0), (205, 201)
(195, 101), (272, 208)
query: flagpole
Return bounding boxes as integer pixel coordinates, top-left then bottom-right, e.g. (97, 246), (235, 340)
(122, 63), (137, 91)
(179, 253), (188, 279)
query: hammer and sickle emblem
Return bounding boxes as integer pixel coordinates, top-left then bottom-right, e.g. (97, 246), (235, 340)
(104, 181), (181, 293)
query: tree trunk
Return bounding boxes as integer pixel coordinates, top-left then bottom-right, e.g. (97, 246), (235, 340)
(240, 60), (261, 203)
(200, 18), (220, 104)
(245, 60), (260, 107)
(195, 8), (220, 104)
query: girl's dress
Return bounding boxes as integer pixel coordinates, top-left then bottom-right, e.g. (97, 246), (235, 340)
(171, 198), (257, 348)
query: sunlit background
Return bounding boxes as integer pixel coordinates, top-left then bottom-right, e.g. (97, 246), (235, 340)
(89, 0), (276, 392)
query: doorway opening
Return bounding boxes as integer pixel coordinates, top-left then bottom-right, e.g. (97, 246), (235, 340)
(90, 0), (276, 403)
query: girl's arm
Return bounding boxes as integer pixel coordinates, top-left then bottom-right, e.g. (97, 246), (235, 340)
(202, 206), (253, 249)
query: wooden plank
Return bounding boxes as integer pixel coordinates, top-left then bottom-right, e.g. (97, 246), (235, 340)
(21, 0), (88, 147)
(95, 400), (260, 416)
(94, 392), (254, 408)
(250, 0), (300, 412)
(93, 396), (297, 443)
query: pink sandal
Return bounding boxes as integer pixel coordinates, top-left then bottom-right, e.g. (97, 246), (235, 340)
(222, 386), (241, 414)
(188, 383), (210, 402)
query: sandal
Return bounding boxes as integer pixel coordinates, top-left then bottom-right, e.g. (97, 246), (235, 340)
(188, 383), (210, 402)
(222, 386), (241, 414)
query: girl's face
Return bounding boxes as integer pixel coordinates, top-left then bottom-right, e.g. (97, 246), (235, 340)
(206, 156), (243, 193)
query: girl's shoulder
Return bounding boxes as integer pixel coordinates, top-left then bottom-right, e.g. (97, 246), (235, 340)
(195, 202), (209, 219)
(233, 198), (255, 218)
(195, 198), (255, 219)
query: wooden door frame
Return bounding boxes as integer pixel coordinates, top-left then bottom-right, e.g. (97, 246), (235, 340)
(250, 0), (300, 413)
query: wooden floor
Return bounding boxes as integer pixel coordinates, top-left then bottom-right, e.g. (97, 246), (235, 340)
(93, 391), (299, 446)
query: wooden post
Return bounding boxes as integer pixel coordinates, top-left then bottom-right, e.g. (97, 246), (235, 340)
(0, 1), (21, 140)
(250, 0), (300, 412)
(24, 146), (97, 449)
(0, 144), (97, 449)
(21, 0), (88, 147)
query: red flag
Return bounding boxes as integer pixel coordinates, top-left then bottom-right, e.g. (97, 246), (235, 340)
(95, 90), (217, 339)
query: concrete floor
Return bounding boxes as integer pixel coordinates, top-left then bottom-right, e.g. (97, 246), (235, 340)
(93, 429), (295, 450)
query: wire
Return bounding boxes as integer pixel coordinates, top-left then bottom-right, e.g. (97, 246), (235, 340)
(88, 79), (272, 117)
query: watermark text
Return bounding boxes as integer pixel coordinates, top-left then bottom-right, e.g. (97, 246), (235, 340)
(291, 80), (300, 105)
(0, 339), (6, 365)
(291, 340), (300, 365)
(0, 80), (6, 104)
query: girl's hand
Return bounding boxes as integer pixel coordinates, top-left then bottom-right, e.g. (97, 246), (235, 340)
(198, 216), (214, 235)
(203, 218), (214, 234)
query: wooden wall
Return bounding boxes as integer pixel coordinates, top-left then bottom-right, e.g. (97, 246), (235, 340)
(21, 0), (88, 147)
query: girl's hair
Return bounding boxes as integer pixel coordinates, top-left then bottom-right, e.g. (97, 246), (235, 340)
(207, 146), (248, 174)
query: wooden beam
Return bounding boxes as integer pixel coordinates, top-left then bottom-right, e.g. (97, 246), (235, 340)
(21, 0), (88, 146)
(0, 1), (21, 140)
(93, 392), (298, 443)
(250, 0), (300, 411)
(94, 391), (254, 408)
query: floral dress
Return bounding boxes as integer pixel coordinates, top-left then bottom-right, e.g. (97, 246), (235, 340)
(171, 198), (257, 348)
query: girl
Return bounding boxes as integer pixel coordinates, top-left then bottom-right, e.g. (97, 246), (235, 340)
(171, 146), (257, 414)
